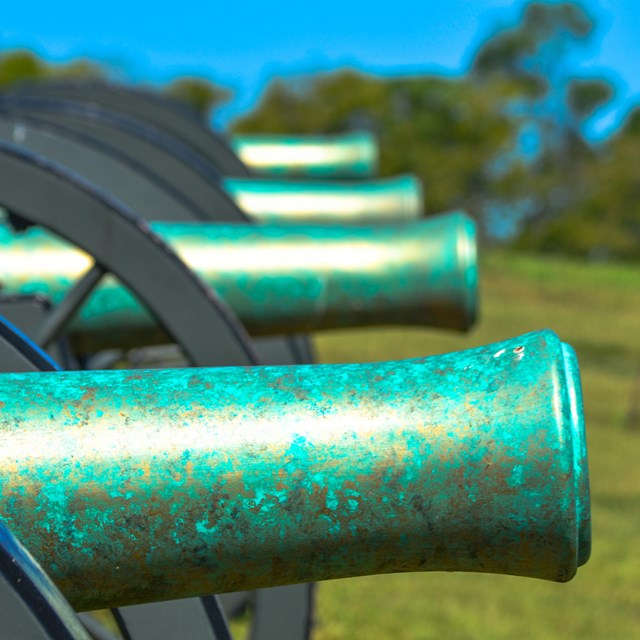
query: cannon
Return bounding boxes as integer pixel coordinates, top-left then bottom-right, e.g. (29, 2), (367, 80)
(0, 329), (590, 615)
(0, 212), (477, 352)
(230, 131), (378, 179)
(222, 175), (422, 224)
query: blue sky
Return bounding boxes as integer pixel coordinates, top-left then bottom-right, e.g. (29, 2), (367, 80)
(0, 1), (637, 136)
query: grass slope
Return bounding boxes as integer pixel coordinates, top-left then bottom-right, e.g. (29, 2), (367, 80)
(311, 250), (640, 639)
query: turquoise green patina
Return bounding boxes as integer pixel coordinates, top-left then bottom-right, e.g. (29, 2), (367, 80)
(0, 212), (477, 352)
(0, 330), (590, 611)
(230, 131), (378, 179)
(223, 175), (422, 224)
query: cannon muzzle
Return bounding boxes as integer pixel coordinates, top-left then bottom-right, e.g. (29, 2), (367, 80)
(230, 131), (378, 179)
(223, 175), (422, 224)
(0, 330), (590, 611)
(0, 212), (477, 351)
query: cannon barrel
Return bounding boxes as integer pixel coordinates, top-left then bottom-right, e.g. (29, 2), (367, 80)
(0, 330), (589, 611)
(223, 175), (422, 224)
(230, 131), (378, 178)
(0, 212), (477, 352)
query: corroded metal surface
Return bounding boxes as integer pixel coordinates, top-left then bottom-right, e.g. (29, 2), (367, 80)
(0, 212), (477, 352)
(0, 330), (590, 611)
(222, 175), (422, 224)
(230, 131), (378, 179)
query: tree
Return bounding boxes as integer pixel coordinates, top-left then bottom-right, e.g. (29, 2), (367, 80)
(521, 107), (640, 261)
(471, 2), (615, 239)
(0, 50), (47, 88)
(0, 50), (104, 89)
(164, 77), (233, 119)
(0, 49), (232, 121)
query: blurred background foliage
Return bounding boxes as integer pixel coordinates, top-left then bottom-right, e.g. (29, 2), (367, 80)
(1, 1), (637, 261)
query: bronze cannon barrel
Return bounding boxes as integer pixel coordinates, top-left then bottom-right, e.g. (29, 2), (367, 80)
(222, 175), (423, 224)
(0, 212), (477, 352)
(0, 330), (590, 611)
(230, 131), (378, 179)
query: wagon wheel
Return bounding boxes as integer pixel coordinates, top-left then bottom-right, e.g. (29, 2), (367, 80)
(0, 94), (314, 365)
(0, 142), (247, 639)
(0, 112), (212, 221)
(0, 97), (309, 369)
(0, 142), (314, 639)
(0, 515), (93, 640)
(0, 310), (61, 373)
(0, 141), (255, 367)
(7, 80), (251, 176)
(0, 112), (312, 367)
(0, 96), (244, 221)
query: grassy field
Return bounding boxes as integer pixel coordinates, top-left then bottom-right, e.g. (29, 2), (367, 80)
(307, 249), (640, 639)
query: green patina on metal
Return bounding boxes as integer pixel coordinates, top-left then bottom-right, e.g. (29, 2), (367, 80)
(0, 330), (589, 611)
(0, 212), (477, 351)
(230, 131), (378, 179)
(222, 175), (422, 224)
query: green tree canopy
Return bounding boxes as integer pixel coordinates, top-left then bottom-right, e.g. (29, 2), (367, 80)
(164, 77), (233, 119)
(0, 50), (232, 121)
(516, 106), (640, 261)
(0, 49), (104, 89)
(471, 3), (620, 241)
